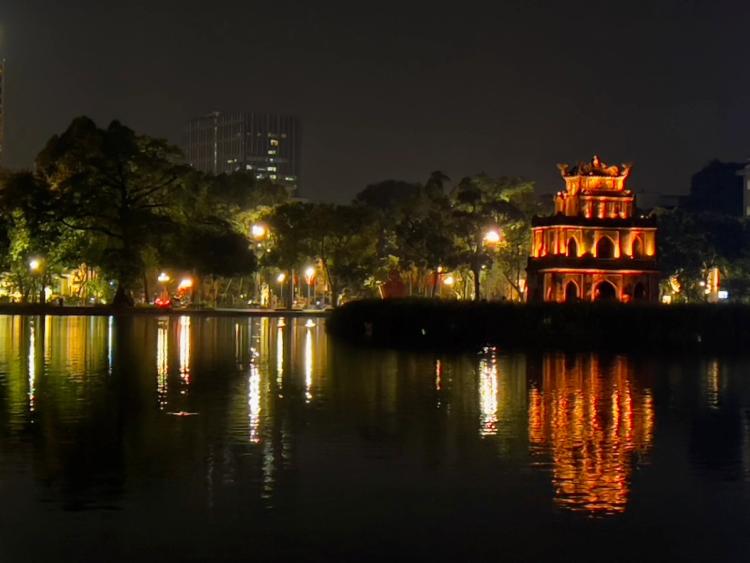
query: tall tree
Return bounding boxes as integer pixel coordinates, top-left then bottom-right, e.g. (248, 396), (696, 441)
(35, 117), (186, 305)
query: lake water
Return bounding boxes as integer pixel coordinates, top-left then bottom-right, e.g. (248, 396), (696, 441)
(0, 315), (749, 562)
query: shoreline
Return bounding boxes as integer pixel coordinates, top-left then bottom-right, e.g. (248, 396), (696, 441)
(0, 304), (330, 318)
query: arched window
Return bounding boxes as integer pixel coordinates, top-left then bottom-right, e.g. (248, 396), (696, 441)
(594, 281), (617, 301)
(567, 237), (578, 257)
(595, 236), (615, 259)
(565, 281), (579, 303)
(632, 237), (643, 258)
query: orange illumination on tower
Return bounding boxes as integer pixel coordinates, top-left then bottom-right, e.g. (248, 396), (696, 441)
(526, 156), (659, 303)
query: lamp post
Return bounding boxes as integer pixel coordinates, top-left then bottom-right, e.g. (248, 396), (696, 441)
(156, 272), (170, 307)
(276, 272), (286, 308)
(304, 266), (315, 306)
(251, 224), (269, 306)
(29, 258), (46, 304)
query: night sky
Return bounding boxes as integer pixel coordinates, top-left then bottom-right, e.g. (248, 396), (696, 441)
(2, 0), (749, 202)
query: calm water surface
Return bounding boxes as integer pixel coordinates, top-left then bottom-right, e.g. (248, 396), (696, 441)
(0, 315), (749, 562)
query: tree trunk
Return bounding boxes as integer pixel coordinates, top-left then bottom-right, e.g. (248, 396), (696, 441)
(113, 283), (134, 307)
(143, 272), (150, 304)
(472, 266), (481, 301)
(431, 268), (439, 298)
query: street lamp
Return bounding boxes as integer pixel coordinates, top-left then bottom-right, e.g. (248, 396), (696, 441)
(251, 224), (267, 239)
(28, 258), (45, 304)
(158, 272), (170, 284)
(483, 229), (501, 245)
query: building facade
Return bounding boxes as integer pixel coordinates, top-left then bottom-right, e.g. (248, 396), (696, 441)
(526, 156), (659, 303)
(181, 111), (300, 193)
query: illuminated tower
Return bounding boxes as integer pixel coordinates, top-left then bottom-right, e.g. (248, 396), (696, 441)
(526, 156), (659, 303)
(0, 60), (5, 164)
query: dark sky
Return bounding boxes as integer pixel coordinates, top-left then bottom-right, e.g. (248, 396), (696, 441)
(2, 0), (749, 202)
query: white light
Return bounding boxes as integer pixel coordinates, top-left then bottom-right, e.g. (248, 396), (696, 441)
(718, 290), (728, 300)
(276, 272), (286, 284)
(251, 224), (267, 239)
(443, 275), (455, 287)
(28, 259), (40, 272)
(483, 229), (501, 244)
(304, 267), (315, 281)
(178, 277), (193, 290)
(157, 272), (170, 283)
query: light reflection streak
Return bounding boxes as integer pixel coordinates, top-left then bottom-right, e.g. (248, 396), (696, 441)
(248, 361), (261, 443)
(156, 318), (169, 410)
(28, 320), (36, 413)
(107, 316), (113, 375)
(528, 355), (654, 515)
(179, 316), (191, 386)
(706, 360), (720, 410)
(276, 325), (284, 389)
(305, 328), (313, 402)
(479, 354), (499, 436)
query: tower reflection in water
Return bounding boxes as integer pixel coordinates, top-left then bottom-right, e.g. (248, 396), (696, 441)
(528, 354), (654, 515)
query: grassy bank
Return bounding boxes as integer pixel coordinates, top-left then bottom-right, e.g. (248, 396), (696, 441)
(326, 299), (750, 353)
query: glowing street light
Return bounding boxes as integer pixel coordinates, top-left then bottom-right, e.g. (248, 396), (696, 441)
(276, 272), (286, 284)
(157, 272), (170, 283)
(178, 277), (193, 290)
(28, 259), (41, 272)
(483, 229), (502, 245)
(443, 275), (455, 287)
(251, 224), (267, 239)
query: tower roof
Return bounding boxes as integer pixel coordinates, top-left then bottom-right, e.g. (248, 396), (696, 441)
(557, 155), (632, 180)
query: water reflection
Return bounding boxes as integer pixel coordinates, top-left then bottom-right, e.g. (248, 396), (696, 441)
(528, 355), (654, 515)
(304, 328), (313, 402)
(1, 316), (750, 562)
(248, 360), (261, 443)
(478, 352), (499, 436)
(27, 318), (36, 413)
(179, 316), (191, 386)
(156, 318), (169, 410)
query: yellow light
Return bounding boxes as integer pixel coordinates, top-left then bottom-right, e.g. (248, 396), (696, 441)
(276, 272), (286, 284)
(28, 259), (40, 272)
(304, 266), (315, 282)
(443, 275), (455, 287)
(251, 224), (267, 239)
(483, 229), (501, 244)
(304, 319), (316, 328)
(178, 277), (193, 290)
(437, 266), (443, 273)
(157, 272), (170, 283)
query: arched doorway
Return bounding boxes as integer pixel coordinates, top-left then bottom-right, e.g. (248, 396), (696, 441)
(596, 236), (615, 259)
(632, 237), (643, 258)
(594, 281), (617, 302)
(567, 237), (578, 257)
(564, 281), (579, 303)
(633, 282), (647, 301)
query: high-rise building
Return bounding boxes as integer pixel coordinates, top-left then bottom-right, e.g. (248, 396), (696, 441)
(181, 111), (301, 193)
(0, 60), (5, 165)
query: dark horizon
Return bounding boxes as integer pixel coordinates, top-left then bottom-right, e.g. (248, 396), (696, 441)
(2, 0), (749, 201)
